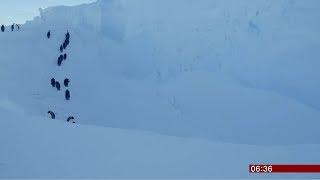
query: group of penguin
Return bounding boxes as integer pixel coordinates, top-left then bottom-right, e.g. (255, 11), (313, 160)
(57, 32), (70, 66)
(51, 77), (70, 100)
(48, 110), (74, 123)
(1, 23), (20, 32)
(47, 30), (75, 123)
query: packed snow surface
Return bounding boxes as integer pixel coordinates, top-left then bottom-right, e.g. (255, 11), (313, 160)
(1, 108), (320, 178)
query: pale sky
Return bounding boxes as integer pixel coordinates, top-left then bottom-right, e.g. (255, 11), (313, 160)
(0, 0), (96, 25)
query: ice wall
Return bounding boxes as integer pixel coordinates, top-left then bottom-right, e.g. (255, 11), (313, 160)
(99, 0), (126, 41)
(116, 0), (320, 110)
(25, 0), (126, 40)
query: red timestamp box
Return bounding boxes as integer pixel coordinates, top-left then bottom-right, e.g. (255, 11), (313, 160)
(249, 164), (320, 173)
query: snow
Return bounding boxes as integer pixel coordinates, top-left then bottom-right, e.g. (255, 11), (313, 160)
(1, 107), (320, 178)
(1, 0), (320, 178)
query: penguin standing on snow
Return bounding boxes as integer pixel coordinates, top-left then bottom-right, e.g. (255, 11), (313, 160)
(1, 25), (4, 32)
(63, 53), (67, 60)
(48, 111), (55, 119)
(55, 81), (61, 91)
(63, 41), (67, 49)
(64, 78), (69, 87)
(65, 38), (70, 46)
(11, 24), (14, 31)
(66, 31), (70, 40)
(63, 32), (70, 49)
(51, 78), (56, 87)
(47, 30), (51, 39)
(59, 45), (63, 52)
(65, 89), (70, 100)
(67, 116), (74, 122)
(57, 55), (63, 66)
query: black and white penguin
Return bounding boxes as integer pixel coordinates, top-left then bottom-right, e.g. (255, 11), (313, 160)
(67, 116), (74, 122)
(51, 78), (56, 87)
(48, 111), (55, 119)
(65, 89), (70, 100)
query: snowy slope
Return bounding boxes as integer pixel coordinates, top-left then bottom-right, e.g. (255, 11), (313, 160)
(1, 107), (320, 179)
(1, 23), (319, 146)
(1, 0), (319, 145)
(1, 0), (320, 178)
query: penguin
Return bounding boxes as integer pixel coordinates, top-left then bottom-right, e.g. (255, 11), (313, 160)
(63, 41), (67, 49)
(63, 53), (67, 60)
(57, 55), (63, 66)
(66, 31), (70, 40)
(55, 81), (61, 91)
(67, 116), (74, 122)
(11, 24), (14, 31)
(65, 38), (70, 46)
(48, 111), (55, 119)
(1, 25), (5, 32)
(60, 45), (63, 52)
(57, 58), (63, 66)
(51, 78), (56, 87)
(64, 78), (69, 87)
(65, 89), (70, 100)
(47, 31), (51, 39)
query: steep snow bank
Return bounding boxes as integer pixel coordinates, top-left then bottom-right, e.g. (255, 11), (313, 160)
(25, 0), (126, 41)
(24, 0), (320, 110)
